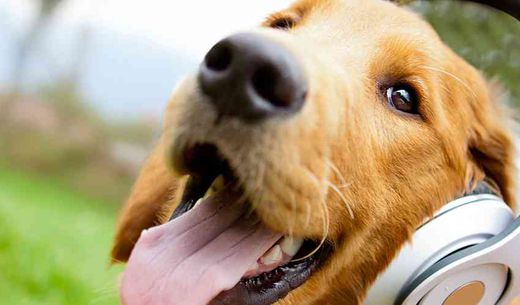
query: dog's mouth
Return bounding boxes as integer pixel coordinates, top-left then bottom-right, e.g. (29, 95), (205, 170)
(170, 143), (332, 305)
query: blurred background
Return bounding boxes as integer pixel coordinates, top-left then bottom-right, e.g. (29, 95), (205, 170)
(0, 0), (518, 304)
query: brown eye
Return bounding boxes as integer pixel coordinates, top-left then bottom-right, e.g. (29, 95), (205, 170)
(269, 17), (296, 30)
(386, 85), (419, 114)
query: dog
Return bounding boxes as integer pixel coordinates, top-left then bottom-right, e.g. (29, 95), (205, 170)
(111, 0), (519, 304)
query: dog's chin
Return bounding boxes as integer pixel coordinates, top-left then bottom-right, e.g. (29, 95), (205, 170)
(170, 142), (333, 305)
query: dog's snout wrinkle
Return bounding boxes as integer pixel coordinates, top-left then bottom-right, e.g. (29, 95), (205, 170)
(199, 32), (308, 123)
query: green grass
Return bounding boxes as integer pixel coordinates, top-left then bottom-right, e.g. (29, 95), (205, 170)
(0, 167), (124, 305)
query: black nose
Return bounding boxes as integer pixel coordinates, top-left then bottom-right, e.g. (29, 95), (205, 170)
(198, 33), (308, 122)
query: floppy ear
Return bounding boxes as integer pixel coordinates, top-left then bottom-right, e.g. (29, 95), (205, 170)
(467, 85), (517, 209)
(111, 136), (180, 263)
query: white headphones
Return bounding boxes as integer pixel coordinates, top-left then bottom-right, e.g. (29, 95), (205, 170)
(365, 186), (520, 305)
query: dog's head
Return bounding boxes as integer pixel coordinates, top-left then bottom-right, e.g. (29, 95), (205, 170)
(113, 1), (516, 304)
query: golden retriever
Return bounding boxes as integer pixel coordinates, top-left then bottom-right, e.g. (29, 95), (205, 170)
(111, 0), (518, 304)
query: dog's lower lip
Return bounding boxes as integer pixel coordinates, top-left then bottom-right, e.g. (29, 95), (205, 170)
(211, 241), (332, 305)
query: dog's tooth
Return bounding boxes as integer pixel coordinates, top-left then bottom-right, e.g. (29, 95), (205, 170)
(212, 175), (225, 191)
(280, 237), (304, 257)
(204, 175), (224, 199)
(247, 261), (259, 273)
(194, 198), (204, 208)
(205, 186), (214, 198)
(260, 245), (283, 265)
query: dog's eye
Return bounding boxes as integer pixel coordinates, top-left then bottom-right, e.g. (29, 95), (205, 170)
(386, 85), (419, 114)
(269, 17), (296, 30)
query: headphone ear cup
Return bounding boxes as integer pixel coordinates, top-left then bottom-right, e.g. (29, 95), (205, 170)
(409, 263), (508, 305)
(399, 214), (520, 305)
(364, 195), (515, 305)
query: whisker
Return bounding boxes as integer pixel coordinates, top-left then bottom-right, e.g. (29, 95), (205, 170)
(300, 167), (324, 230)
(420, 65), (477, 100)
(326, 159), (354, 214)
(291, 196), (330, 263)
(326, 180), (355, 219)
(326, 159), (348, 187)
(338, 183), (352, 189)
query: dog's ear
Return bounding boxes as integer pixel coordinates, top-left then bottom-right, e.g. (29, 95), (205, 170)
(111, 137), (179, 263)
(466, 83), (517, 209)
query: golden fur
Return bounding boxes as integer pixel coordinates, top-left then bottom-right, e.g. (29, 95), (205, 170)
(112, 0), (518, 303)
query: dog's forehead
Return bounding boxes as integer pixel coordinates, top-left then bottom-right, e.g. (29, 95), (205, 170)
(286, 0), (438, 40)
(276, 0), (446, 69)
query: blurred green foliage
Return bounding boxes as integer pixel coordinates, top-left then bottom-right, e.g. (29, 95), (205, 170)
(0, 167), (122, 305)
(415, 0), (520, 106)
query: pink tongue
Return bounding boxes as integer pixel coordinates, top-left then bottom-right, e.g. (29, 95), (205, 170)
(120, 191), (282, 305)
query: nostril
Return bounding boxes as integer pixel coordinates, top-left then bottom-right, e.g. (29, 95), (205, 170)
(205, 43), (233, 72)
(252, 65), (290, 108)
(200, 33), (308, 122)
